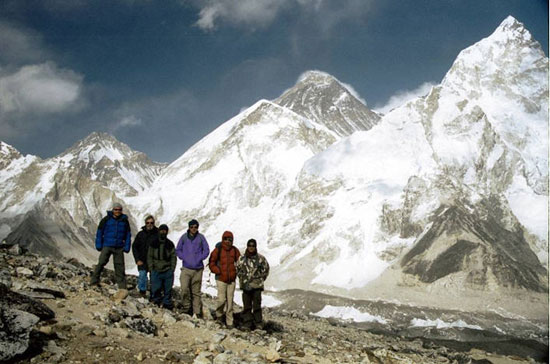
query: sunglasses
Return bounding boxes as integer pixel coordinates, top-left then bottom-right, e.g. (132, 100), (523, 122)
(145, 221), (154, 225)
(113, 208), (122, 211)
(189, 225), (198, 229)
(247, 244), (256, 248)
(223, 237), (233, 242)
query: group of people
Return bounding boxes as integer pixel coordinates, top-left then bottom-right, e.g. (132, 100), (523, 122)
(90, 202), (270, 330)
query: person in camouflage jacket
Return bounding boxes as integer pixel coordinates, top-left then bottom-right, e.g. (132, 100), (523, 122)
(236, 238), (269, 329)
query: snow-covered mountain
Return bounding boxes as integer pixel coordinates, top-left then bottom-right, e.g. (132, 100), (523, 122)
(266, 16), (548, 303)
(126, 71), (381, 248)
(0, 132), (165, 264)
(0, 17), (547, 314)
(275, 71), (381, 137)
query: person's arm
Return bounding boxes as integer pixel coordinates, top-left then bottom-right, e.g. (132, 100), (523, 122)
(175, 235), (185, 261)
(200, 235), (210, 261)
(124, 221), (131, 253)
(95, 216), (107, 251)
(261, 256), (270, 280)
(208, 248), (221, 274)
(132, 233), (142, 264)
(147, 244), (154, 272)
(170, 245), (177, 272)
(236, 256), (245, 279)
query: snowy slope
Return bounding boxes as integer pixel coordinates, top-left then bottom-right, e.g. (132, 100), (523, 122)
(266, 16), (548, 293)
(130, 100), (338, 251)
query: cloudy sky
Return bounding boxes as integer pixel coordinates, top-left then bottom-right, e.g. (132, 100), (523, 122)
(1, 0), (548, 162)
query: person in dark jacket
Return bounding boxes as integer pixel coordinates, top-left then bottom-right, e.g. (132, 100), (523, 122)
(236, 239), (269, 330)
(90, 202), (132, 290)
(148, 224), (176, 309)
(175, 219), (210, 316)
(132, 215), (158, 298)
(208, 231), (240, 328)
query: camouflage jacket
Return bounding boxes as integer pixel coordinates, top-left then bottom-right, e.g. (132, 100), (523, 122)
(236, 253), (269, 291)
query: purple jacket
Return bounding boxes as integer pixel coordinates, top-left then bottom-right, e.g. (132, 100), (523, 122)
(176, 231), (210, 270)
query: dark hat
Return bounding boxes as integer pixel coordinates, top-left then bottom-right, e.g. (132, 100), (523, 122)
(247, 238), (257, 247)
(112, 202), (123, 209)
(188, 219), (199, 228)
(158, 224), (169, 231)
(222, 231), (233, 240)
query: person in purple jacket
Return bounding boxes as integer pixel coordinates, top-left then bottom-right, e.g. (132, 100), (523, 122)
(175, 219), (210, 316)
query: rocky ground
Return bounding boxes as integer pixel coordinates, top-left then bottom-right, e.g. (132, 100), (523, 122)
(1, 246), (548, 364)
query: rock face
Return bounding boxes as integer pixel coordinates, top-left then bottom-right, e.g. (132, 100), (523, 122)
(400, 202), (547, 292)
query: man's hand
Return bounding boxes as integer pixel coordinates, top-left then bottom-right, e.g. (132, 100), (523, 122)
(137, 260), (144, 266)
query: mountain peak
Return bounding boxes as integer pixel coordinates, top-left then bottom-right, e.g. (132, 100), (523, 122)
(60, 132), (135, 163)
(441, 15), (547, 100)
(297, 70), (339, 85)
(488, 15), (534, 45)
(275, 71), (380, 137)
(0, 141), (21, 159)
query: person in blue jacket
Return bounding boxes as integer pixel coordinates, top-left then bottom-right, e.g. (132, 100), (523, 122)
(90, 202), (132, 289)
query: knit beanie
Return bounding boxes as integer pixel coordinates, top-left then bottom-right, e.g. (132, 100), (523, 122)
(158, 224), (169, 232)
(188, 219), (199, 228)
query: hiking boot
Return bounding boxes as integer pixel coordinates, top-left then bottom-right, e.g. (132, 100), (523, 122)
(226, 324), (234, 329)
(139, 290), (147, 298)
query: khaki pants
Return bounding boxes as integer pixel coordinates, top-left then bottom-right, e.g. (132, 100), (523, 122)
(179, 267), (203, 316)
(215, 280), (236, 325)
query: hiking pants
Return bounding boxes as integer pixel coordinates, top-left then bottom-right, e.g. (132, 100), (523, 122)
(180, 267), (203, 316)
(151, 270), (174, 308)
(215, 280), (236, 325)
(90, 246), (127, 289)
(242, 288), (262, 326)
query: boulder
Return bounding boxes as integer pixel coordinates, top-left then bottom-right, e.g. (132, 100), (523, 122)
(0, 307), (40, 361)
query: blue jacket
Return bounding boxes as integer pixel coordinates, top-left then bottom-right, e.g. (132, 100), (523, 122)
(95, 211), (132, 252)
(175, 231), (209, 270)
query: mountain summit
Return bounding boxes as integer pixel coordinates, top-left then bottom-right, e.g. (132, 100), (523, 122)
(275, 70), (381, 137)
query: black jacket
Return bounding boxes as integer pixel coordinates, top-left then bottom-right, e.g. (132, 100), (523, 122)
(132, 226), (159, 271)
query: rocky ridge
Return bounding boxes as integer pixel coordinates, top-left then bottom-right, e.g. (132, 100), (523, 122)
(1, 246), (548, 363)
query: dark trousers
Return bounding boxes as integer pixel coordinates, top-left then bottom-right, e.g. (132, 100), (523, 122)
(242, 288), (262, 326)
(151, 270), (174, 308)
(90, 247), (127, 289)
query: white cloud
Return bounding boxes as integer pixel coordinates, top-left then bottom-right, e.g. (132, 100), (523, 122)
(111, 115), (143, 132)
(0, 21), (50, 65)
(194, 0), (320, 31)
(0, 62), (83, 115)
(373, 82), (436, 114)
